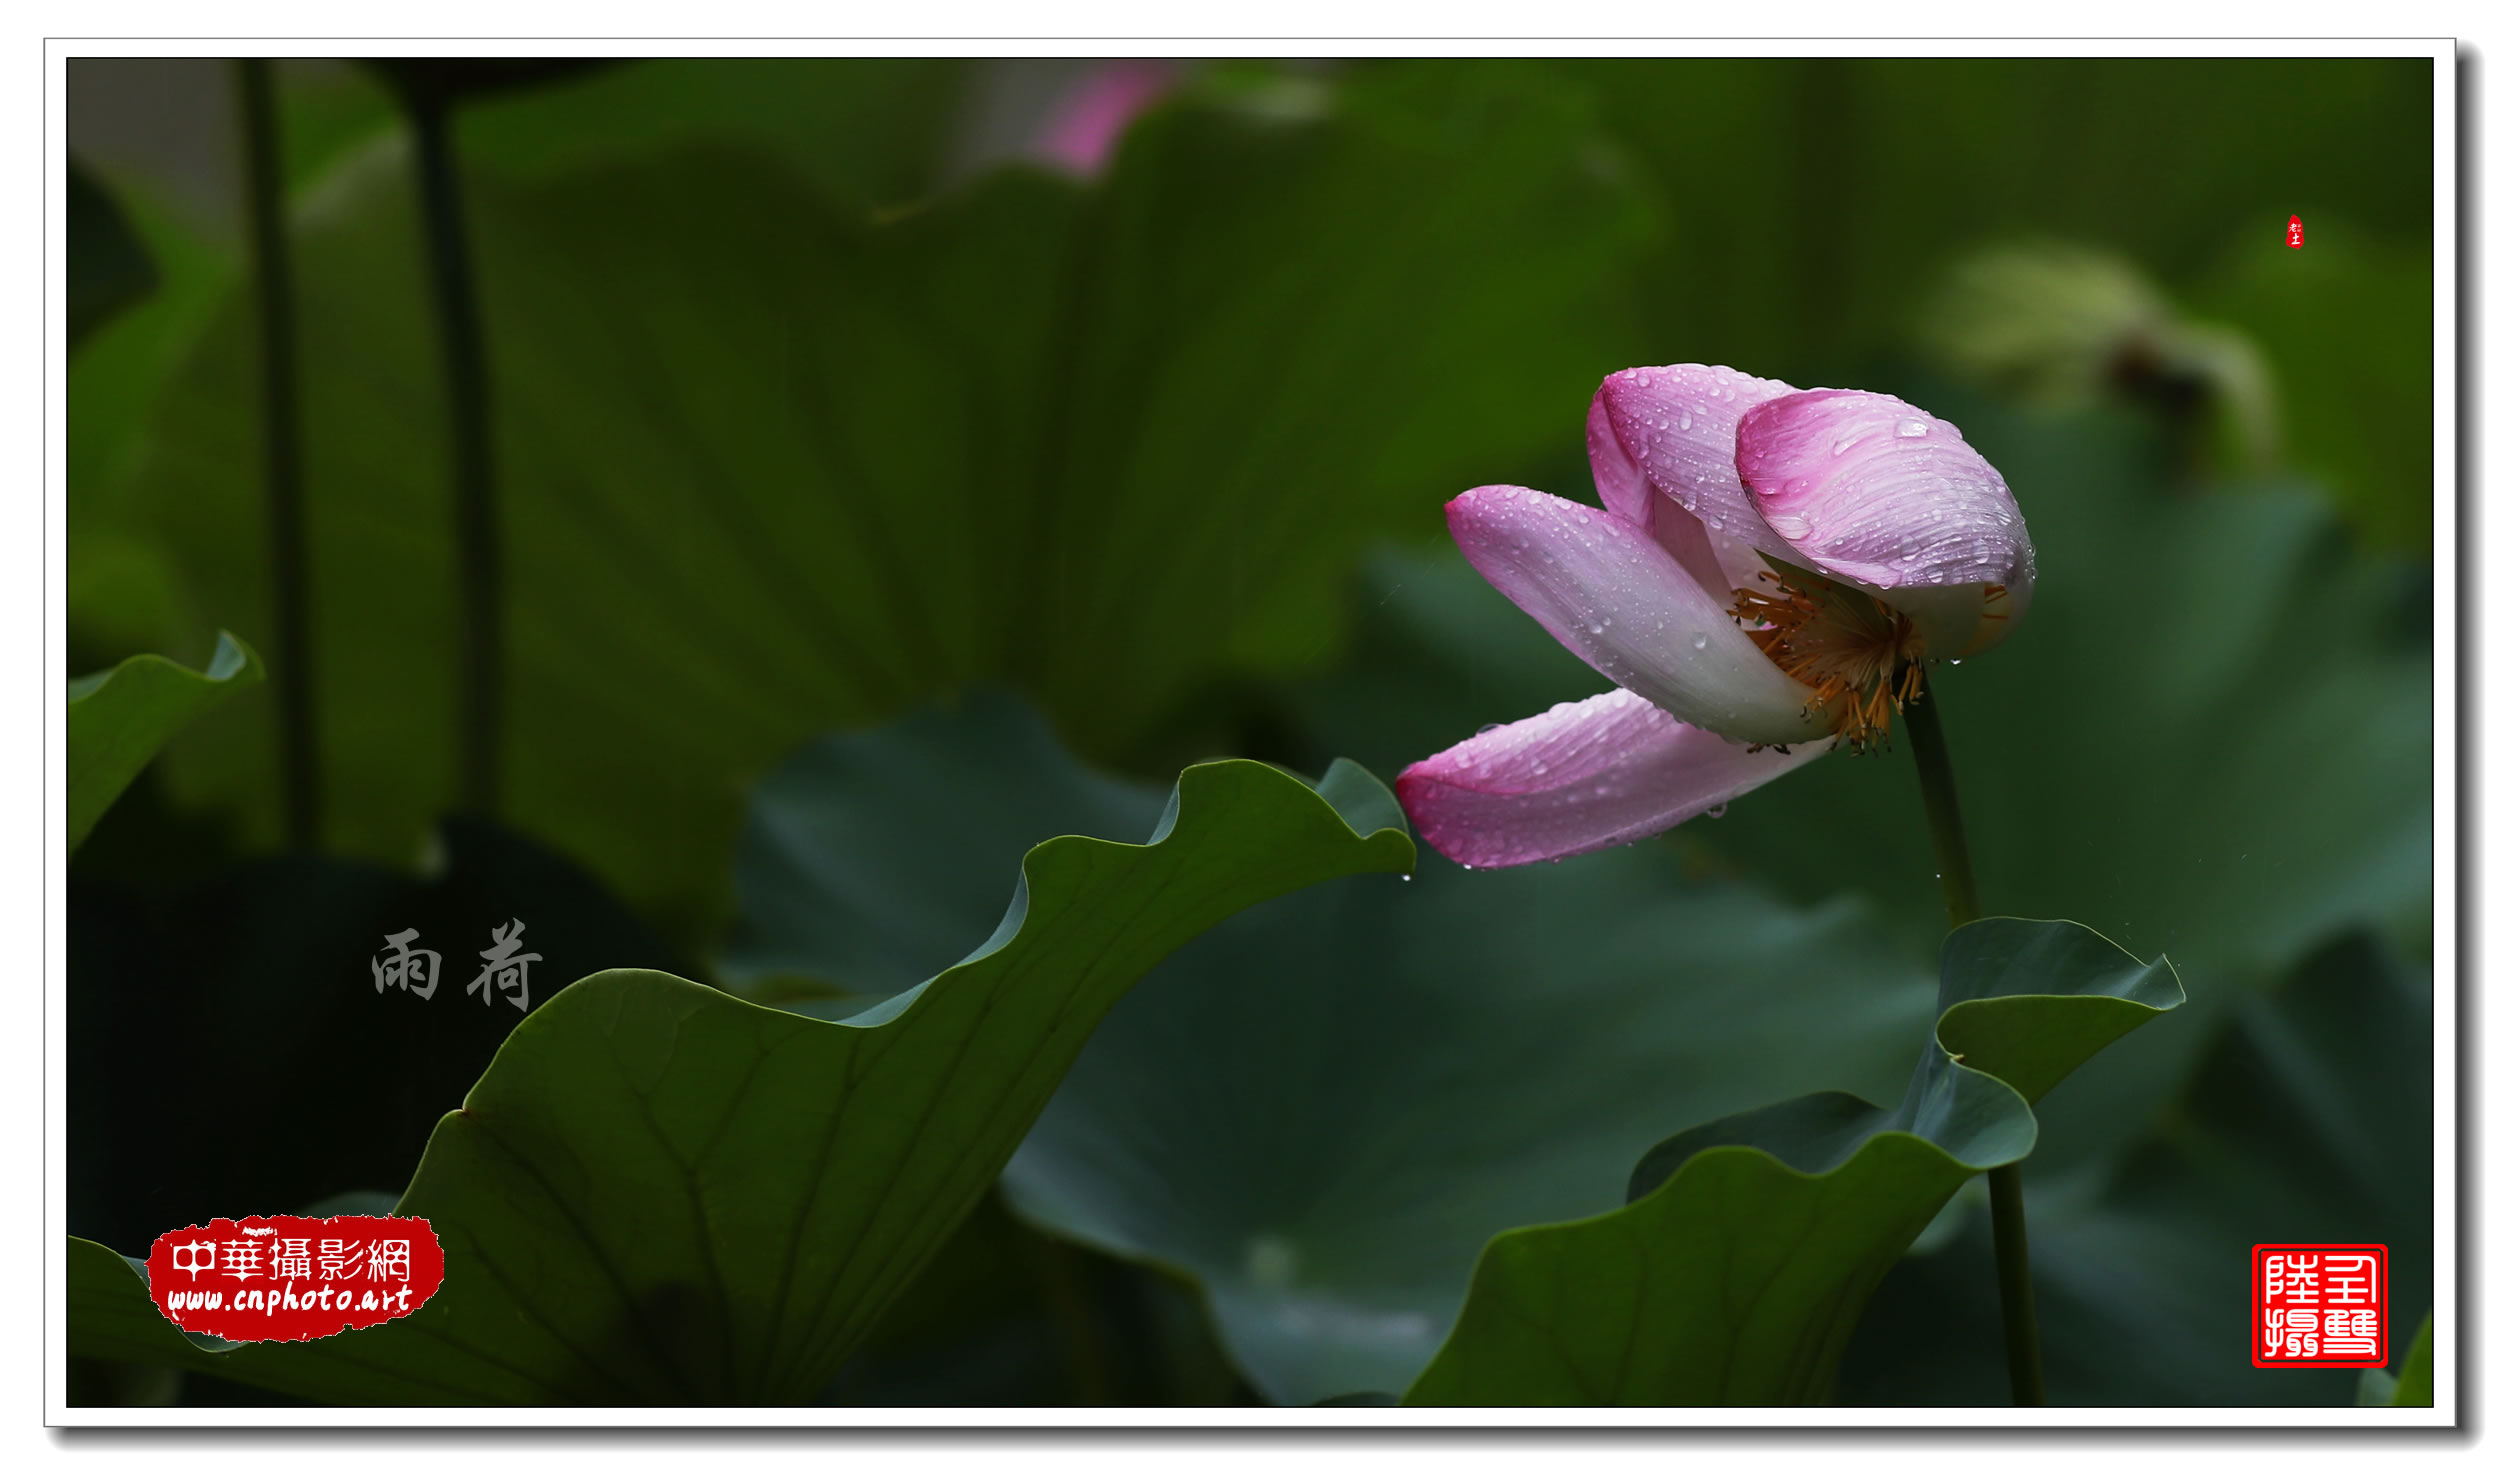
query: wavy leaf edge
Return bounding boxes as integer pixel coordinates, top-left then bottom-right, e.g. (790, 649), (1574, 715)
(1625, 918), (2187, 1198)
(1400, 917), (2183, 1407)
(66, 754), (1415, 1384)
(67, 631), (264, 845)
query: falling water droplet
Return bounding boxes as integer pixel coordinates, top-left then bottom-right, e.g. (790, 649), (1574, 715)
(1400, 874), (1412, 883)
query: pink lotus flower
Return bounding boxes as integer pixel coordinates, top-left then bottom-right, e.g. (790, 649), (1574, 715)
(1396, 365), (2035, 869)
(1036, 60), (1180, 177)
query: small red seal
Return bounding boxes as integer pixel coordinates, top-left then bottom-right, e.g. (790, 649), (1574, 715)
(2286, 215), (2305, 249)
(2251, 1244), (2387, 1367)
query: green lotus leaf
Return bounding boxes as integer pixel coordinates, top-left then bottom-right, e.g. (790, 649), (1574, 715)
(1839, 930), (2432, 1407)
(1400, 919), (2181, 1405)
(68, 158), (158, 352)
(67, 632), (261, 853)
(2389, 1312), (2433, 1406)
(65, 757), (1412, 1403)
(75, 64), (1648, 943)
(724, 692), (1952, 1403)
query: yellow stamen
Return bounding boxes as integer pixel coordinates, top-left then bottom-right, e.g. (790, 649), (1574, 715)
(1731, 565), (1927, 752)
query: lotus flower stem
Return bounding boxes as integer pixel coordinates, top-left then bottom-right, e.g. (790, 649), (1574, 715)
(1985, 1163), (2047, 1407)
(234, 59), (321, 849)
(1904, 688), (1980, 929)
(1905, 685), (2045, 1406)
(406, 88), (503, 815)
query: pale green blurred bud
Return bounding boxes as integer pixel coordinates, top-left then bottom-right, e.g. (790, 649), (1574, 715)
(1919, 244), (2277, 470)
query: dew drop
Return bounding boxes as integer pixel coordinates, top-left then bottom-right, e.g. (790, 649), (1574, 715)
(1677, 411), (1692, 431)
(1896, 419), (1930, 438)
(1400, 874), (1412, 882)
(1691, 633), (1710, 650)
(1704, 803), (1729, 819)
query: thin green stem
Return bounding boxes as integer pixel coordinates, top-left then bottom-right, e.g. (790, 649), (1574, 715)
(1986, 1164), (2048, 1406)
(1029, 1225), (1117, 1405)
(234, 59), (321, 849)
(1903, 683), (2045, 1407)
(1902, 688), (1979, 929)
(405, 90), (503, 815)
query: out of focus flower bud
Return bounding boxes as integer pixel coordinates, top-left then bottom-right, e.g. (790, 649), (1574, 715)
(1920, 244), (2276, 470)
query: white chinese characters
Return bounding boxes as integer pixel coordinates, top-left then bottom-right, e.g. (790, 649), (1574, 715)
(371, 929), (441, 999)
(468, 919), (542, 1013)
(372, 919), (542, 1013)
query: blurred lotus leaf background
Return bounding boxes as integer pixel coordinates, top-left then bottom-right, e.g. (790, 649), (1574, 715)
(65, 56), (2432, 1409)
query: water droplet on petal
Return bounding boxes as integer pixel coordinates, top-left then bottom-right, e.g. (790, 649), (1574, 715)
(1704, 803), (1728, 819)
(1896, 419), (1930, 438)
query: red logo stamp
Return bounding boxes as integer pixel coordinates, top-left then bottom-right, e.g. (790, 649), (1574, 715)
(146, 1214), (444, 1343)
(2251, 1245), (2386, 1366)
(2286, 214), (2305, 249)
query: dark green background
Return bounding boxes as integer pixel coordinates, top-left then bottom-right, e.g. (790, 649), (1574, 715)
(66, 56), (2434, 1408)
